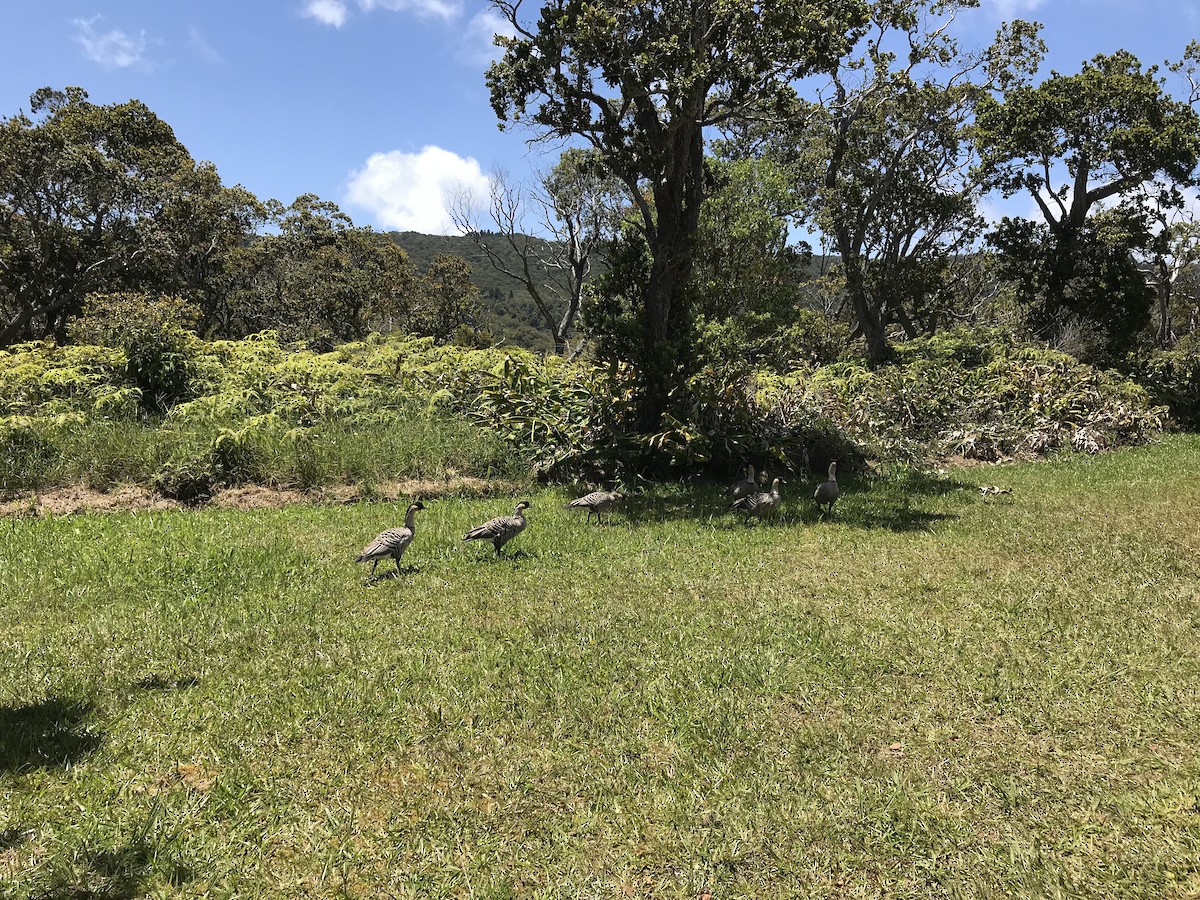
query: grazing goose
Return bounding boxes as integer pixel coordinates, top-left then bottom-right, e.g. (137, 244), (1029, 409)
(733, 477), (783, 520)
(727, 464), (757, 501)
(814, 462), (840, 517)
(355, 501), (425, 577)
(564, 490), (625, 524)
(464, 500), (532, 555)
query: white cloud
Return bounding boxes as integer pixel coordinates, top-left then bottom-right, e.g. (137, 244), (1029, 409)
(346, 146), (489, 234)
(983, 0), (1046, 16)
(358, 0), (463, 21)
(302, 0), (349, 27)
(188, 26), (225, 65)
(460, 9), (517, 65)
(303, 0), (462, 27)
(73, 16), (150, 69)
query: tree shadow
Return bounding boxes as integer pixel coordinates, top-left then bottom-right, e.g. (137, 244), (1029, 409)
(620, 469), (973, 531)
(831, 468), (969, 532)
(32, 838), (194, 900)
(135, 674), (201, 691)
(0, 698), (103, 772)
(834, 504), (960, 533)
(622, 489), (727, 523)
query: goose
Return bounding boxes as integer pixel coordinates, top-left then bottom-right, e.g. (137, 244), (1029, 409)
(564, 490), (625, 524)
(727, 464), (757, 501)
(355, 501), (425, 577)
(464, 501), (532, 555)
(733, 477), (783, 520)
(814, 462), (840, 517)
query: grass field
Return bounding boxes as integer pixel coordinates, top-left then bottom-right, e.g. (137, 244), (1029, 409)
(1, 437), (1198, 899)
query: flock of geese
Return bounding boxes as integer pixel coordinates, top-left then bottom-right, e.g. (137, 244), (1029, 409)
(355, 463), (840, 578)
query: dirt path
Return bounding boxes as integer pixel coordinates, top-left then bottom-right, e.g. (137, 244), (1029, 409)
(0, 477), (520, 518)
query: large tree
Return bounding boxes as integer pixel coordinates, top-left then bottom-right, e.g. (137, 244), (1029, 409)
(228, 195), (418, 346)
(0, 87), (255, 345)
(1138, 196), (1200, 348)
(975, 50), (1200, 357)
(761, 4), (1042, 364)
(486, 0), (866, 428)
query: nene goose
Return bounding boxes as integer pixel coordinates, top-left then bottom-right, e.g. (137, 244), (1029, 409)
(464, 500), (532, 555)
(814, 461), (840, 517)
(727, 464), (757, 501)
(355, 501), (425, 577)
(564, 490), (625, 524)
(733, 477), (783, 520)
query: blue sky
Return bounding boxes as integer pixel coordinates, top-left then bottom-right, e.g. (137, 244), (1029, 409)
(2, 1), (1198, 235)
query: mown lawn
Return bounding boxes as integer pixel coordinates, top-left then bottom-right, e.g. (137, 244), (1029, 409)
(1, 437), (1198, 899)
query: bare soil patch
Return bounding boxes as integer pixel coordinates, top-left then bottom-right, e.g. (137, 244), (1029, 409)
(0, 477), (519, 518)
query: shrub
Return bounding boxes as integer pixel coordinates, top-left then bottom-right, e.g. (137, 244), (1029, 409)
(152, 460), (215, 506)
(70, 293), (202, 414)
(1138, 334), (1200, 429)
(803, 329), (1168, 461)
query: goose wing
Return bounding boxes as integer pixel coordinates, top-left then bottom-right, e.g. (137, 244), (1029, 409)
(356, 527), (413, 562)
(814, 481), (840, 504)
(566, 491), (607, 510)
(464, 515), (518, 541)
(732, 491), (766, 513)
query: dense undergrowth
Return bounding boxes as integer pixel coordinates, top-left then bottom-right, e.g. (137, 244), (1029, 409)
(0, 333), (528, 496)
(0, 327), (1185, 497)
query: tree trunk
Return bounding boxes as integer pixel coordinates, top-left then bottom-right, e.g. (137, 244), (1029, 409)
(838, 235), (892, 365)
(1156, 258), (1176, 349)
(637, 220), (693, 431)
(635, 115), (705, 432)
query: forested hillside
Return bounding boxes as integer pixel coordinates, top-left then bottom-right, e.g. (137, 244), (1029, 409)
(386, 231), (557, 351)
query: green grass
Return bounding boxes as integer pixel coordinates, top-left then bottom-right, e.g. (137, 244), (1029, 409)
(1, 437), (1199, 898)
(0, 413), (523, 494)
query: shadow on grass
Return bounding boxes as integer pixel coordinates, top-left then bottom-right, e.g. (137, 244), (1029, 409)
(835, 468), (969, 533)
(0, 698), (103, 772)
(469, 548), (537, 562)
(0, 826), (29, 851)
(835, 505), (960, 533)
(31, 838), (194, 900)
(621, 469), (972, 532)
(365, 564), (420, 584)
(135, 674), (201, 691)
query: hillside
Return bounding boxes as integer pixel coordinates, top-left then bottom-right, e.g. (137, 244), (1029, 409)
(387, 231), (568, 352)
(387, 230), (837, 354)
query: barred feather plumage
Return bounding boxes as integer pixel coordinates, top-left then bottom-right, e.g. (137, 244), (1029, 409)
(464, 501), (531, 554)
(355, 501), (424, 576)
(732, 477), (783, 519)
(564, 490), (624, 523)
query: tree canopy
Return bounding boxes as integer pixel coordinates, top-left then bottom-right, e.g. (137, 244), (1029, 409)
(487, 0), (868, 427)
(0, 87), (255, 344)
(975, 50), (1200, 358)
